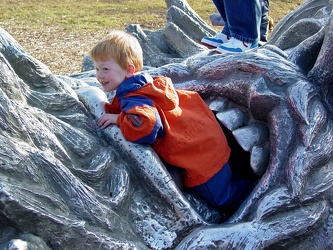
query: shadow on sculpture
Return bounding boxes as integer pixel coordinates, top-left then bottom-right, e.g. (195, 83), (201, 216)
(1, 0), (333, 249)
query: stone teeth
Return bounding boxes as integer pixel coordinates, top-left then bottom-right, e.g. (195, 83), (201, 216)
(232, 124), (270, 176)
(216, 108), (249, 131)
(250, 145), (270, 176)
(208, 97), (228, 112)
(213, 104), (270, 176)
(232, 124), (269, 152)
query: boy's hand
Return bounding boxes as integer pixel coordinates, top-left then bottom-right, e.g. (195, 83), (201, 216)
(98, 113), (119, 129)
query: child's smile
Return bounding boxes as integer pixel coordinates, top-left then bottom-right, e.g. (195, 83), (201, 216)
(94, 58), (128, 92)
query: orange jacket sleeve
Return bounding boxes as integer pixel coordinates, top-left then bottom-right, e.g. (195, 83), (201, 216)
(116, 95), (164, 144)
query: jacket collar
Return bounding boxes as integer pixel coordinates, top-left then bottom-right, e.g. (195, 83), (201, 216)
(116, 72), (153, 99)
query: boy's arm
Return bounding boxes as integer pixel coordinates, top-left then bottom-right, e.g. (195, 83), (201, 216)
(104, 97), (121, 114)
(117, 96), (163, 144)
(97, 98), (121, 128)
(98, 113), (119, 128)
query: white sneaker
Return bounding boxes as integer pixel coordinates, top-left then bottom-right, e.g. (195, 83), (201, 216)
(216, 37), (258, 53)
(201, 33), (230, 48)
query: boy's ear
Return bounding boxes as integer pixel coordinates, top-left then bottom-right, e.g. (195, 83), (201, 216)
(126, 64), (136, 77)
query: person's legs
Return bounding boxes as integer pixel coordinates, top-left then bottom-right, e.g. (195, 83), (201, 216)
(223, 0), (261, 43)
(217, 0), (261, 53)
(201, 0), (230, 48)
(193, 163), (254, 212)
(193, 163), (232, 208)
(202, 0), (262, 53)
(212, 0), (229, 34)
(260, 0), (270, 42)
(208, 0), (265, 41)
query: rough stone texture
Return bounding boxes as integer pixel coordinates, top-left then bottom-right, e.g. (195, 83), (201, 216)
(1, 0), (333, 249)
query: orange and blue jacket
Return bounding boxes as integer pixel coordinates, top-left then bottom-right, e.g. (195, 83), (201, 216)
(104, 73), (230, 187)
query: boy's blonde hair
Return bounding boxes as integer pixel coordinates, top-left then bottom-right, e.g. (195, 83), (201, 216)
(90, 30), (143, 71)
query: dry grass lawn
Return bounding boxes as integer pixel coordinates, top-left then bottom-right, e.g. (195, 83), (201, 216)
(0, 0), (304, 76)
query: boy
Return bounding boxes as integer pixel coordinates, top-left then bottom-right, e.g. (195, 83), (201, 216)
(90, 30), (253, 212)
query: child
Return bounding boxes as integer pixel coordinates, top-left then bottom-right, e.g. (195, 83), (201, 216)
(90, 30), (253, 213)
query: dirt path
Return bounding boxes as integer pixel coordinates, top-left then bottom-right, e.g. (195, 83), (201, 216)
(2, 24), (108, 76)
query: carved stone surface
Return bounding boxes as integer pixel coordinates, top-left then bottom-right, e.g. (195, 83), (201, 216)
(1, 0), (333, 249)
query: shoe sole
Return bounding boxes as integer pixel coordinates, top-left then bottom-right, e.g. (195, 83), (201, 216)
(201, 39), (222, 48)
(216, 43), (259, 54)
(201, 42), (218, 49)
(216, 47), (243, 54)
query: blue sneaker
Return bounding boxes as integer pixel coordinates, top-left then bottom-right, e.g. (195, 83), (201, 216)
(216, 37), (258, 53)
(201, 33), (230, 48)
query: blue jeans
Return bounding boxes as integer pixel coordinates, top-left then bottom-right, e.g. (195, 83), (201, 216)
(260, 0), (270, 42)
(212, 0), (262, 43)
(193, 163), (254, 211)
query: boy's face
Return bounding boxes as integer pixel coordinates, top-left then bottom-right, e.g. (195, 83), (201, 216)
(94, 58), (128, 92)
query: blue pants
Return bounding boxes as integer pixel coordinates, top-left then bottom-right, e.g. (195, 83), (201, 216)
(212, 0), (262, 43)
(260, 0), (270, 42)
(193, 163), (253, 211)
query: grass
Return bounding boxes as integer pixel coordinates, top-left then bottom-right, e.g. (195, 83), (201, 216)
(1, 0), (305, 32)
(0, 0), (305, 75)
(0, 0), (167, 31)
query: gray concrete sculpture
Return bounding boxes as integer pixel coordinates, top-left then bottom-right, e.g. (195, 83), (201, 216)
(1, 0), (333, 249)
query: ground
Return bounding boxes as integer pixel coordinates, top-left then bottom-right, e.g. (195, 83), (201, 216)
(1, 0), (302, 76)
(2, 25), (109, 76)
